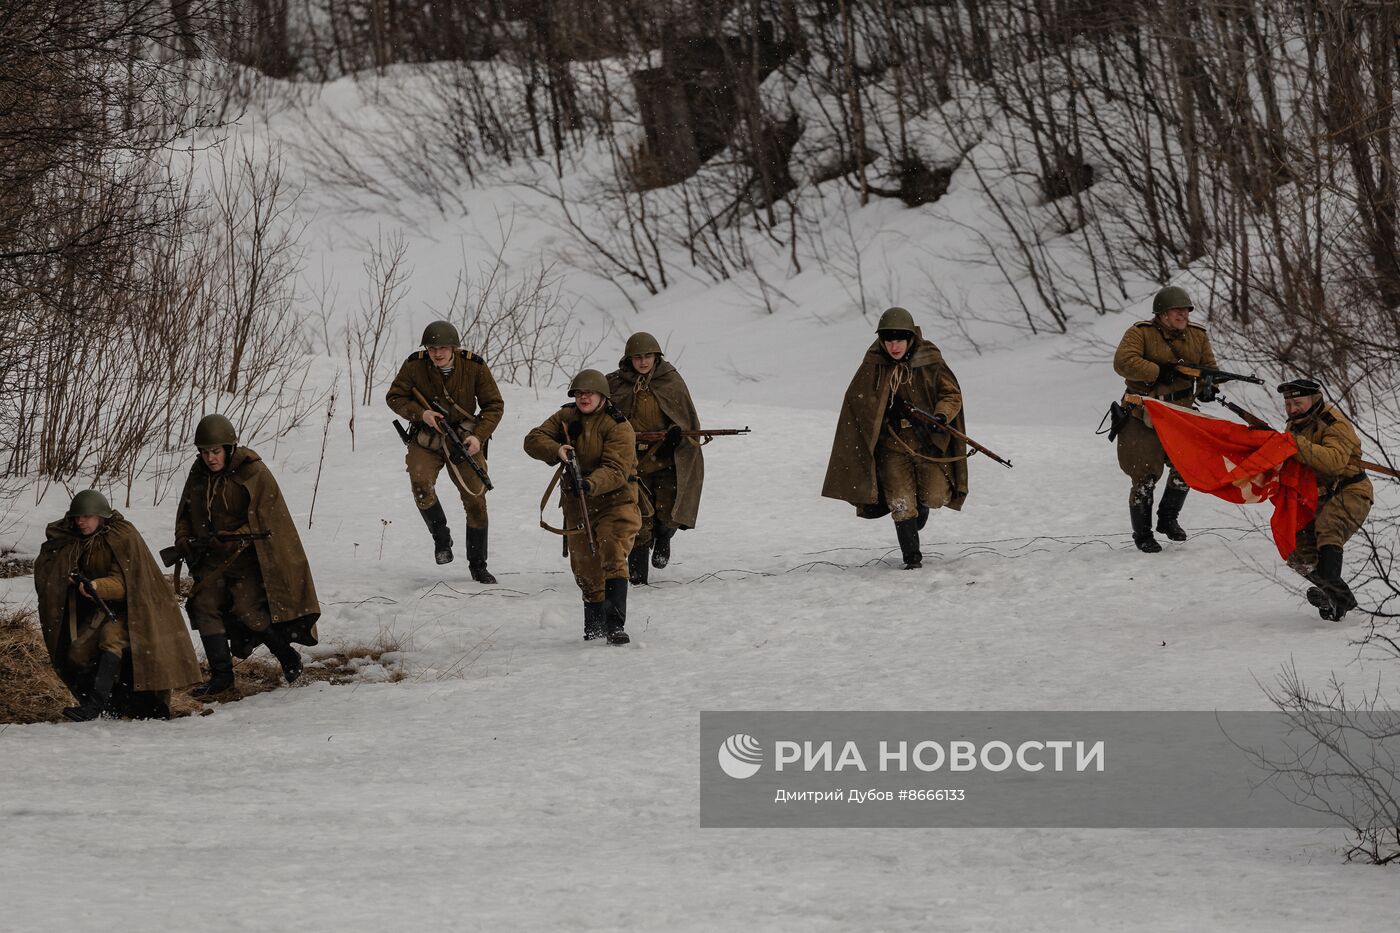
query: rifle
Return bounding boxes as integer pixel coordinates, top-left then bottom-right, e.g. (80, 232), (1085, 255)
(69, 567), (119, 626)
(561, 448), (597, 556)
(633, 427), (751, 444)
(159, 531), (271, 568)
(899, 400), (1014, 469)
(1174, 364), (1264, 402)
(404, 388), (493, 492)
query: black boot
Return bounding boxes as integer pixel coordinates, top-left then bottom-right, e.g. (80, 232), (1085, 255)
(466, 526), (497, 584)
(63, 651), (122, 722)
(1155, 485), (1189, 542)
(916, 505), (930, 531)
(192, 633), (235, 698)
(604, 577), (630, 645)
(651, 525), (675, 569)
(1315, 545), (1357, 621)
(894, 518), (922, 569)
(260, 626), (303, 684)
(1130, 485), (1161, 553)
(628, 543), (650, 585)
(583, 600), (606, 641)
(418, 502), (453, 565)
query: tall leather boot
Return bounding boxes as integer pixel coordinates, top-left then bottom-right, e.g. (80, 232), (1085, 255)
(1155, 485), (1189, 541)
(466, 526), (497, 584)
(604, 578), (630, 645)
(418, 502), (453, 565)
(583, 600), (607, 641)
(260, 626), (303, 684)
(894, 518), (922, 569)
(63, 651), (122, 722)
(1130, 484), (1161, 553)
(192, 633), (235, 698)
(1314, 544), (1357, 622)
(651, 525), (675, 569)
(628, 543), (650, 585)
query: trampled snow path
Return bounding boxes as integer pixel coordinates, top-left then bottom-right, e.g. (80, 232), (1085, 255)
(2, 387), (1397, 931)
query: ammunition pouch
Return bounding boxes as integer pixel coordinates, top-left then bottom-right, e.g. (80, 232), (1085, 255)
(411, 417), (476, 455)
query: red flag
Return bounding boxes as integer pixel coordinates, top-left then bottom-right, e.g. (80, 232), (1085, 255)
(1142, 399), (1318, 559)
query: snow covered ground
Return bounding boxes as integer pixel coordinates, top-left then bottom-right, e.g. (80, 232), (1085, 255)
(2, 73), (1399, 932)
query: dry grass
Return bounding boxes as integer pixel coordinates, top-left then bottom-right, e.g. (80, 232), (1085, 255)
(1, 606), (406, 722)
(0, 606), (76, 723)
(0, 554), (35, 579)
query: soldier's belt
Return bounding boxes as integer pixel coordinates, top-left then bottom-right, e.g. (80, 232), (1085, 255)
(1321, 472), (1368, 502)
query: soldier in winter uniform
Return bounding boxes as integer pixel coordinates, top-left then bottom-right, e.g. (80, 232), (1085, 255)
(34, 490), (201, 721)
(1278, 378), (1374, 622)
(1112, 285), (1219, 552)
(386, 320), (505, 583)
(175, 415), (321, 696)
(822, 307), (969, 569)
(524, 369), (642, 645)
(606, 332), (704, 584)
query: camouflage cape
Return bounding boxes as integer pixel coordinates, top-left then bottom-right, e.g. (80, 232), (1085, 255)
(176, 447), (320, 657)
(34, 510), (201, 692)
(821, 332), (970, 516)
(607, 358), (704, 529)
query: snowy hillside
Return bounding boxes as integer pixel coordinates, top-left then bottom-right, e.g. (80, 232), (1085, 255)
(3, 60), (1399, 933)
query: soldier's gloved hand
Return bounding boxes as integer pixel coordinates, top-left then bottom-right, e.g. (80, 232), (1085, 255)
(657, 424), (684, 456)
(577, 477), (591, 496)
(1156, 362), (1179, 384)
(930, 412), (949, 429)
(1197, 383), (1219, 403)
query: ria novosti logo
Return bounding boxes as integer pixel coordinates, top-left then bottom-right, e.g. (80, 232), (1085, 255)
(718, 733), (763, 779)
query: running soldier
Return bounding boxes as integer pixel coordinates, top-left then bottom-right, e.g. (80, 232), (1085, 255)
(1112, 285), (1219, 552)
(386, 320), (505, 583)
(524, 370), (641, 645)
(823, 307), (969, 569)
(174, 415), (320, 697)
(606, 332), (703, 584)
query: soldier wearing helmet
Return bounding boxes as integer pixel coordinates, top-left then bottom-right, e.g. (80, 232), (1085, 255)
(386, 320), (505, 582)
(606, 331), (704, 584)
(33, 490), (200, 720)
(823, 307), (969, 569)
(524, 369), (642, 645)
(1112, 284), (1219, 552)
(1278, 378), (1374, 622)
(174, 414), (321, 697)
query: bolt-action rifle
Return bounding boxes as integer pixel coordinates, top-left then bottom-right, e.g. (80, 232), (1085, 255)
(159, 531), (271, 568)
(632, 427), (751, 444)
(561, 449), (597, 556)
(897, 400), (1014, 469)
(69, 566), (119, 627)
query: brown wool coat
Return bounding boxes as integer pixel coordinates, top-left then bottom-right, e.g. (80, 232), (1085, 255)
(1113, 319), (1218, 414)
(386, 349), (505, 442)
(524, 403), (639, 530)
(822, 333), (970, 515)
(34, 511), (201, 692)
(176, 447), (320, 648)
(607, 359), (704, 529)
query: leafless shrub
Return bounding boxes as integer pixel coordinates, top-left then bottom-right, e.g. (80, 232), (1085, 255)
(349, 228), (410, 405)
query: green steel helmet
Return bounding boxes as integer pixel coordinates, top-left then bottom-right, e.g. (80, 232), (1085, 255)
(420, 320), (461, 348)
(194, 414), (238, 448)
(568, 369), (611, 399)
(1152, 285), (1193, 317)
(876, 306), (916, 334)
(624, 332), (663, 358)
(67, 489), (113, 519)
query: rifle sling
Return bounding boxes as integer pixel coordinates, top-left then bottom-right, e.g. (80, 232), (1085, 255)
(538, 465), (591, 539)
(884, 421), (971, 464)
